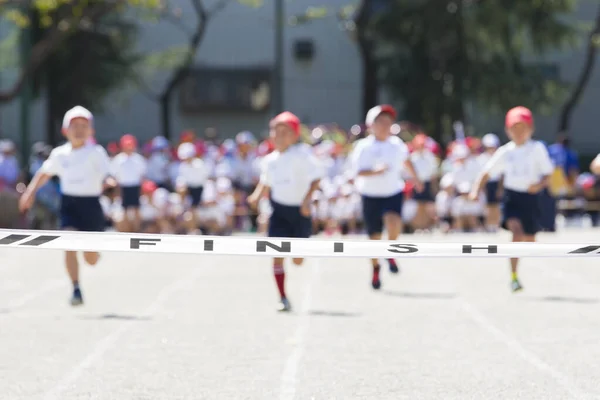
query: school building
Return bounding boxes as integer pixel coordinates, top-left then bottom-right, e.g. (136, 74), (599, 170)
(0, 0), (598, 154)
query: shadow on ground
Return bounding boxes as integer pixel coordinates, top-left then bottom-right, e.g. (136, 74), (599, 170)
(77, 313), (153, 321)
(308, 310), (361, 317)
(528, 295), (599, 304)
(382, 291), (457, 299)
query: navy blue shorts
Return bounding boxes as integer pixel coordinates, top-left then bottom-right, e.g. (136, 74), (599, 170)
(60, 195), (106, 232)
(232, 181), (255, 195)
(189, 186), (204, 207)
(268, 200), (312, 238)
(361, 191), (404, 235)
(501, 189), (540, 235)
(485, 181), (500, 205)
(121, 185), (141, 208)
(413, 181), (433, 202)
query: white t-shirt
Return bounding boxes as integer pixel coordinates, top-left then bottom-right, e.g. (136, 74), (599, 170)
(176, 158), (208, 188)
(110, 152), (147, 187)
(352, 135), (409, 197)
(409, 150), (438, 182)
(483, 140), (553, 192)
(146, 152), (170, 184)
(260, 144), (323, 206)
(140, 196), (158, 221)
(41, 143), (110, 197)
(448, 157), (480, 193)
(227, 153), (260, 186)
(476, 152), (500, 182)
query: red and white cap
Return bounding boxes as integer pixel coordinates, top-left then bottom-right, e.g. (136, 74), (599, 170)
(270, 111), (301, 136)
(505, 106), (533, 128)
(365, 104), (396, 127)
(62, 105), (93, 130)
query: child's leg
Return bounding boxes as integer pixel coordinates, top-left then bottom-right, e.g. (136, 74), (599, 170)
(273, 257), (286, 298)
(65, 251), (79, 284)
(506, 218), (526, 288)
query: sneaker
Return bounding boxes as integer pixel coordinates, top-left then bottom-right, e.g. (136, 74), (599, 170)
(70, 288), (84, 306)
(277, 297), (292, 312)
(388, 259), (399, 274)
(372, 265), (381, 290)
(511, 279), (523, 292)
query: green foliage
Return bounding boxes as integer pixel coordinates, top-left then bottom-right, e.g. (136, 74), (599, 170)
(372, 0), (580, 139)
(44, 17), (141, 113)
(0, 29), (19, 70)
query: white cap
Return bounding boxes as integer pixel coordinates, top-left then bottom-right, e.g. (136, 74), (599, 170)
(440, 174), (454, 189)
(177, 142), (196, 160)
(340, 184), (353, 196)
(452, 143), (469, 159)
(457, 181), (471, 194)
(482, 133), (500, 148)
(62, 106), (93, 130)
(365, 104), (396, 127)
(0, 139), (15, 152)
(216, 177), (232, 192)
(236, 131), (255, 144)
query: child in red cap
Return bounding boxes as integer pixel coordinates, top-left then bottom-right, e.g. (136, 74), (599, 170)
(110, 134), (147, 232)
(248, 111), (322, 312)
(470, 106), (554, 292)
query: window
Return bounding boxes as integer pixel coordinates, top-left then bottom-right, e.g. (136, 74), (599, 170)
(179, 67), (272, 112)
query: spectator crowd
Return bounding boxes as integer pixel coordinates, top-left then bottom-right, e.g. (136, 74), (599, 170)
(0, 124), (598, 235)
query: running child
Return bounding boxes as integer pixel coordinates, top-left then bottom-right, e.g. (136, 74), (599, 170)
(248, 111), (322, 312)
(19, 106), (112, 306)
(469, 106), (553, 292)
(350, 104), (423, 289)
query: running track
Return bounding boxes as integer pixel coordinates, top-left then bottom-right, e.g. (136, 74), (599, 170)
(1, 229), (600, 399)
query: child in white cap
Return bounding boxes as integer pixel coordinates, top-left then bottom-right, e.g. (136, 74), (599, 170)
(19, 106), (112, 306)
(175, 142), (208, 234)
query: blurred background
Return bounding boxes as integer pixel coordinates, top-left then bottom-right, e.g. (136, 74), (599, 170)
(0, 0), (599, 232)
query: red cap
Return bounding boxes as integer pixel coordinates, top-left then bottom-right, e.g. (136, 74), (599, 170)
(141, 180), (157, 194)
(120, 134), (137, 150)
(505, 106), (533, 128)
(180, 130), (195, 143)
(465, 136), (481, 150)
(107, 142), (119, 154)
(270, 111), (301, 136)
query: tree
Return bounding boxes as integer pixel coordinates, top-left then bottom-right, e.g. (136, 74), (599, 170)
(558, 4), (600, 134)
(39, 14), (140, 144)
(373, 0), (578, 142)
(134, 0), (262, 139)
(0, 0), (160, 104)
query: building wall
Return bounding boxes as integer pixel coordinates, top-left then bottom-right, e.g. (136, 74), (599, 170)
(469, 0), (600, 154)
(0, 0), (598, 155)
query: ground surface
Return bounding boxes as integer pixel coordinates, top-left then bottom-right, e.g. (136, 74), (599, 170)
(1, 229), (600, 400)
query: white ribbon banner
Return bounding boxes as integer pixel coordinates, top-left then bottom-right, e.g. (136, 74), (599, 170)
(1, 229), (600, 258)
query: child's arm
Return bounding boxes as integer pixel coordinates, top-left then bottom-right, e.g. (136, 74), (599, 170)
(528, 143), (554, 194)
(300, 179), (321, 217)
(19, 170), (53, 212)
(469, 147), (505, 200)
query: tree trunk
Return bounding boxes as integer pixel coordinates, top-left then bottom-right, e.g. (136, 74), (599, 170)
(358, 38), (378, 116)
(558, 5), (600, 133)
(45, 64), (60, 146)
(0, 2), (121, 104)
(354, 0), (378, 116)
(160, 93), (171, 140)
